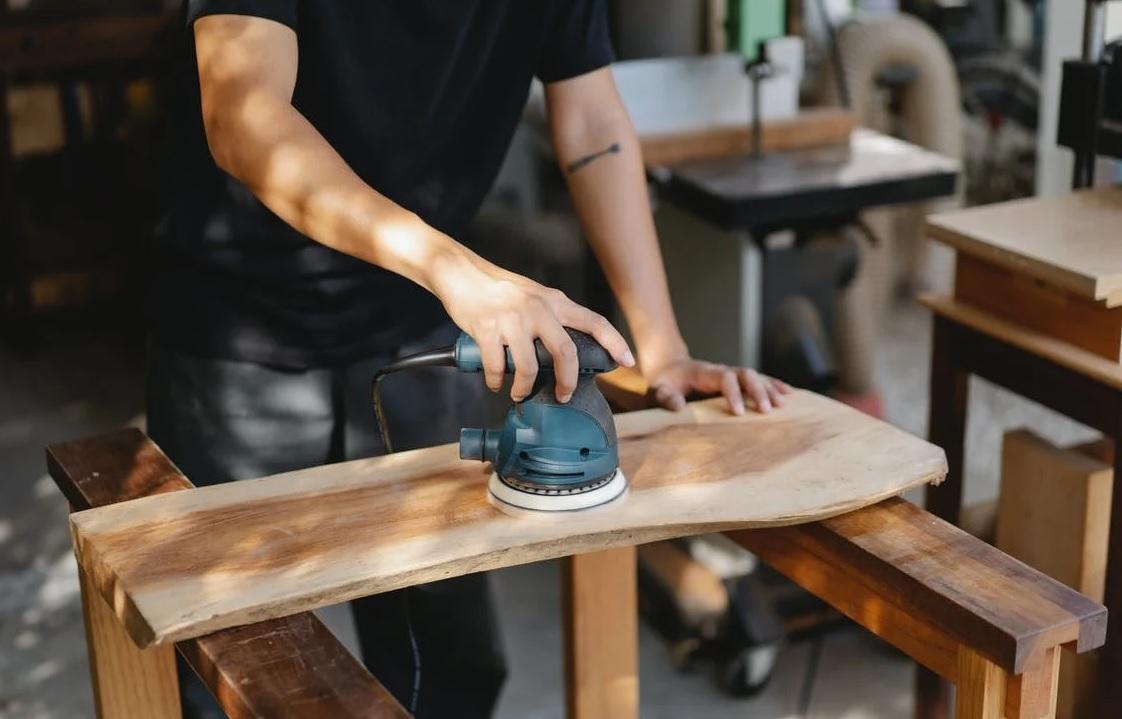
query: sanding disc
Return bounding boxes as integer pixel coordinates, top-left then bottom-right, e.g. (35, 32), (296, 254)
(487, 469), (628, 514)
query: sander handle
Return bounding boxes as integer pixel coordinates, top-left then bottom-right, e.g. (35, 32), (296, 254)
(453, 328), (617, 375)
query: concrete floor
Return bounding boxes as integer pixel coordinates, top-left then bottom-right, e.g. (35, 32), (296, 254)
(0, 299), (1098, 718)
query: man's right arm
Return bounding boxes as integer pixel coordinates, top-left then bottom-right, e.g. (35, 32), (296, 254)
(193, 15), (634, 400)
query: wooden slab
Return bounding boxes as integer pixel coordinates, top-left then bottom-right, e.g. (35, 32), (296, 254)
(47, 428), (409, 719)
(70, 391), (946, 648)
(926, 187), (1122, 307)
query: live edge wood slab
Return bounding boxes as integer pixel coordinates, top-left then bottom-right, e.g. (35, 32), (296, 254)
(49, 429), (409, 719)
(69, 390), (945, 649)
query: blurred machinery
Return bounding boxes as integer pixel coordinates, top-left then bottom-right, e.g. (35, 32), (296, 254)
(1058, 0), (1122, 188)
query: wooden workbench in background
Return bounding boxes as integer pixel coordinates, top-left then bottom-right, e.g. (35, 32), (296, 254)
(921, 185), (1122, 717)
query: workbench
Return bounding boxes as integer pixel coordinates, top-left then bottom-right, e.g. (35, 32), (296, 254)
(652, 127), (958, 369)
(920, 186), (1122, 718)
(49, 373), (1104, 718)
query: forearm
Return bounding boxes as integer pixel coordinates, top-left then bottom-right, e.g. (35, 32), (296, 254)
(205, 97), (473, 294)
(548, 80), (687, 371)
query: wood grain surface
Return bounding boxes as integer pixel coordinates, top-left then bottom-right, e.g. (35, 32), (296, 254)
(921, 293), (1122, 391)
(926, 187), (1122, 306)
(735, 496), (1107, 676)
(639, 108), (855, 167)
(955, 253), (1122, 362)
(77, 564), (181, 719)
(48, 429), (409, 719)
(70, 391), (946, 648)
(563, 548), (638, 719)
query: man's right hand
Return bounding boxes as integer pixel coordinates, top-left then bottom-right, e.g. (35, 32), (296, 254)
(427, 247), (634, 404)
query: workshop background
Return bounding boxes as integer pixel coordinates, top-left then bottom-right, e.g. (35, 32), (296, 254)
(0, 1), (1116, 717)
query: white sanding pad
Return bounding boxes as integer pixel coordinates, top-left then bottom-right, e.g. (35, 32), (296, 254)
(487, 470), (628, 515)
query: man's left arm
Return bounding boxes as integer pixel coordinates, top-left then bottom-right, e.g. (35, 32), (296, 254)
(545, 67), (789, 415)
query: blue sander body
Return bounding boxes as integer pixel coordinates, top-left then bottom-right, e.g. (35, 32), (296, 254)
(372, 329), (627, 512)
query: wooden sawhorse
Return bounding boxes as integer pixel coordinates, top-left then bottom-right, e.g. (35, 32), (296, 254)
(51, 379), (1105, 718)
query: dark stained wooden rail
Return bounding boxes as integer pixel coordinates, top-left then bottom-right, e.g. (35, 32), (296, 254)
(732, 498), (1107, 705)
(49, 428), (410, 719)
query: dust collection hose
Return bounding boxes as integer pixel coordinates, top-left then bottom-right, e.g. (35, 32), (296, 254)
(370, 346), (456, 454)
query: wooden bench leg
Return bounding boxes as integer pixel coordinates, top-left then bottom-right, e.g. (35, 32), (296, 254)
(562, 546), (638, 719)
(78, 563), (181, 718)
(1005, 646), (1061, 719)
(956, 647), (1007, 719)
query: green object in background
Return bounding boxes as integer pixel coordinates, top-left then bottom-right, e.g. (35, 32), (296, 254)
(727, 0), (787, 62)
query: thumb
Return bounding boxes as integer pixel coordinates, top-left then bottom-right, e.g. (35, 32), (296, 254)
(652, 383), (687, 412)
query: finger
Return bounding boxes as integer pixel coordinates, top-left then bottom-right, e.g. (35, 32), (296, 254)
(559, 304), (635, 367)
(775, 378), (794, 393)
(721, 369), (746, 415)
(653, 383), (687, 411)
(538, 321), (578, 402)
(506, 332), (539, 402)
(738, 368), (771, 413)
(477, 333), (507, 393)
(765, 381), (785, 408)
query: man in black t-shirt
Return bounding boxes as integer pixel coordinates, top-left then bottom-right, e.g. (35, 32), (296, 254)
(156, 2), (789, 716)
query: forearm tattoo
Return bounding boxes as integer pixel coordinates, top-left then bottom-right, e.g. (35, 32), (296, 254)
(566, 142), (620, 173)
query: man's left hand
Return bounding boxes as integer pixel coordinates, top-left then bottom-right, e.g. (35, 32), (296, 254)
(644, 358), (792, 416)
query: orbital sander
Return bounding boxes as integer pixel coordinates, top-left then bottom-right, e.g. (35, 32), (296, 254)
(372, 328), (627, 513)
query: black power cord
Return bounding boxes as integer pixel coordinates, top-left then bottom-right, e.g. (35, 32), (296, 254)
(368, 345), (457, 714)
(370, 346), (456, 453)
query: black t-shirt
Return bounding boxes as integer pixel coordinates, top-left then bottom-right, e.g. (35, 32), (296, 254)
(156, 0), (613, 368)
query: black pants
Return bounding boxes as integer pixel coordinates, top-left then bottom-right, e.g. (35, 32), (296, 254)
(146, 324), (507, 718)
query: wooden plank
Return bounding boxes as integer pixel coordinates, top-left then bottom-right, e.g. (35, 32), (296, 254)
(178, 613), (408, 719)
(47, 429), (409, 719)
(563, 547), (638, 719)
(731, 498), (1107, 675)
(998, 430), (1112, 602)
(68, 391), (948, 647)
(955, 253), (1122, 362)
(956, 647), (1007, 719)
(729, 515), (960, 682)
(77, 563), (181, 719)
(926, 187), (1122, 306)
(639, 108), (855, 167)
(920, 294), (1122, 391)
(997, 430), (1112, 719)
